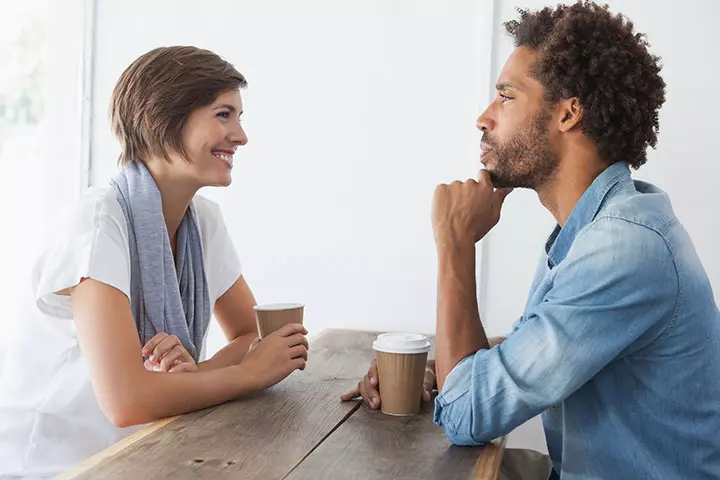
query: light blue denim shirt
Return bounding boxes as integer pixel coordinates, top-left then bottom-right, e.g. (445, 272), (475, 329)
(434, 162), (720, 479)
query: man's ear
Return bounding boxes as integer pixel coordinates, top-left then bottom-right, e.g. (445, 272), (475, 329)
(557, 97), (583, 133)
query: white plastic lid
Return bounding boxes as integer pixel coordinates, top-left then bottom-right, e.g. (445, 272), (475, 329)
(372, 332), (431, 354)
(253, 303), (304, 311)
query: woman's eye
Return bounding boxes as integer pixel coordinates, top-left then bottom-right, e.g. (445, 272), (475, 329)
(217, 111), (230, 119)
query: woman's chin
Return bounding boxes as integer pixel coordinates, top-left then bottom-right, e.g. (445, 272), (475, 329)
(216, 176), (233, 188)
(201, 174), (233, 189)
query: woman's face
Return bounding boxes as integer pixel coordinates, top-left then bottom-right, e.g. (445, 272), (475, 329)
(171, 89), (248, 188)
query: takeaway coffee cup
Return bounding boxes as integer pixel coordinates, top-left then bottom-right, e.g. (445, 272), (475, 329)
(254, 303), (305, 339)
(373, 332), (432, 416)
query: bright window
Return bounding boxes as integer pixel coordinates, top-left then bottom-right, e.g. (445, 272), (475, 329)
(0, 0), (89, 351)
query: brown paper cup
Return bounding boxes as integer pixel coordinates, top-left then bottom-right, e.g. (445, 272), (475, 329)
(254, 303), (304, 339)
(376, 351), (429, 416)
(373, 333), (432, 416)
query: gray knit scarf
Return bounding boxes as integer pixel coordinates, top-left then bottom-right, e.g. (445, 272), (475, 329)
(111, 161), (209, 361)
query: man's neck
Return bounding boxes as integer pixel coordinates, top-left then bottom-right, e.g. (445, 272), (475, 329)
(536, 151), (608, 227)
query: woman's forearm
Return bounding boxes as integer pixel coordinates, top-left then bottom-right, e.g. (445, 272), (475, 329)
(198, 332), (257, 371)
(105, 363), (260, 427)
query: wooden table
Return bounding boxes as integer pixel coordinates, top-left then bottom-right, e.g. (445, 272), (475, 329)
(57, 329), (506, 480)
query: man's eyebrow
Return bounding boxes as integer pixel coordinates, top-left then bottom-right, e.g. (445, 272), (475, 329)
(495, 82), (521, 91)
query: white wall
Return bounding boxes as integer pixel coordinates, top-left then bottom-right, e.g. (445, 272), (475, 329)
(90, 0), (494, 346)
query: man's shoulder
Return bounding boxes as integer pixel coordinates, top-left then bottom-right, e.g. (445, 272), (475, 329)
(570, 193), (676, 272)
(593, 180), (679, 239)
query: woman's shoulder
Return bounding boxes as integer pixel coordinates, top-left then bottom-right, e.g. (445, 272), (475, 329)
(33, 185), (131, 316)
(38, 184), (130, 273)
(76, 184), (126, 222)
(52, 185), (127, 239)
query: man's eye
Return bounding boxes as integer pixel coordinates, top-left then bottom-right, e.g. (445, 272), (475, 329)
(500, 94), (513, 103)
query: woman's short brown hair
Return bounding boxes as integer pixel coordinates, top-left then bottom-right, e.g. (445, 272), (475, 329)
(110, 46), (247, 166)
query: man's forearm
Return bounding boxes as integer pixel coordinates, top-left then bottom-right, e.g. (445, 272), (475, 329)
(435, 242), (489, 390)
(198, 332), (257, 371)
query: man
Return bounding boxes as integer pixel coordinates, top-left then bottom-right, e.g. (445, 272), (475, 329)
(342, 2), (720, 479)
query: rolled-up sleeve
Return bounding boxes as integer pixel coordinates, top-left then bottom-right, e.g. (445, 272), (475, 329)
(434, 217), (678, 446)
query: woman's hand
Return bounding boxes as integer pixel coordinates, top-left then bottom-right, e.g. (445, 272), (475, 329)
(142, 332), (198, 373)
(241, 323), (309, 390)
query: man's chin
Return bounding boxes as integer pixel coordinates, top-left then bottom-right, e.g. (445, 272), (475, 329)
(486, 168), (511, 188)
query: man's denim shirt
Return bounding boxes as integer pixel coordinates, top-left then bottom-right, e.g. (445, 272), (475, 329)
(434, 162), (720, 479)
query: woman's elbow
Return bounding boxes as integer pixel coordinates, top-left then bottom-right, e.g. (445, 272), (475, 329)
(96, 383), (151, 428)
(99, 402), (134, 428)
(99, 397), (149, 428)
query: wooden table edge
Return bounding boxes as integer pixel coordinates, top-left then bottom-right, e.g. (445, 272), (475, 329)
(54, 329), (335, 479)
(55, 329), (494, 480)
(54, 415), (180, 480)
(472, 435), (508, 480)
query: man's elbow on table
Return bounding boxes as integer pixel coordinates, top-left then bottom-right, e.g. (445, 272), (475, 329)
(435, 410), (491, 447)
(443, 427), (489, 447)
(434, 394), (492, 447)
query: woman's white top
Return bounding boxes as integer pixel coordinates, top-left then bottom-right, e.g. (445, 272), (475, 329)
(0, 185), (242, 479)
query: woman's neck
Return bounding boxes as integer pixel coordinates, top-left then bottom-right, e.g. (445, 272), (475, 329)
(143, 160), (199, 253)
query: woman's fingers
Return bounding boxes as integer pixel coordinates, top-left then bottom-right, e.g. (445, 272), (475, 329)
(143, 358), (157, 372)
(288, 345), (309, 361)
(151, 335), (182, 363)
(141, 332), (168, 357)
(285, 332), (309, 348)
(160, 345), (186, 371)
(275, 323), (308, 337)
(291, 356), (307, 371)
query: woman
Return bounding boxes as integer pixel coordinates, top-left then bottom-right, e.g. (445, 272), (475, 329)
(0, 46), (308, 479)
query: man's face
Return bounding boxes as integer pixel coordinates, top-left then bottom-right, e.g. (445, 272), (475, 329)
(477, 47), (559, 189)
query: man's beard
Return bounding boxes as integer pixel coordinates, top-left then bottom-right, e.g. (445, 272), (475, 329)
(483, 107), (559, 190)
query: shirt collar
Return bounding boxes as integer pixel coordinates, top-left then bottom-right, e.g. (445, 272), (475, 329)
(546, 162), (631, 268)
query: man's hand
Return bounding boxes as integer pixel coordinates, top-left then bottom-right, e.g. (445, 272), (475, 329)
(432, 170), (512, 247)
(340, 359), (437, 409)
(341, 340), (507, 406)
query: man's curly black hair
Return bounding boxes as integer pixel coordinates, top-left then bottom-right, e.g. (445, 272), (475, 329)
(505, 1), (666, 169)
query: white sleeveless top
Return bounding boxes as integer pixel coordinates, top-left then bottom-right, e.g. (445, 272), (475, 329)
(0, 185), (242, 479)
